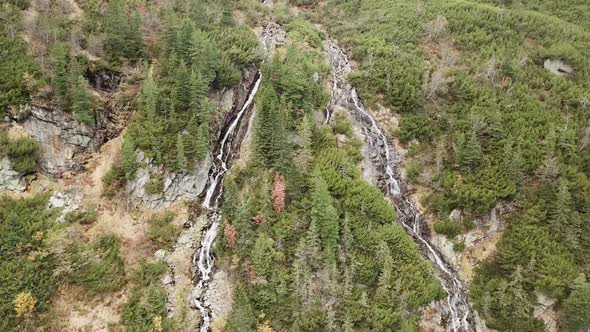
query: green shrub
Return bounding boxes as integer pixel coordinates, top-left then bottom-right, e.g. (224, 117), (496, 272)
(69, 235), (126, 294)
(0, 130), (39, 175)
(102, 160), (126, 198)
(145, 173), (164, 195)
(0, 195), (58, 331)
(64, 207), (98, 225)
(453, 241), (466, 252)
(147, 212), (179, 250)
(433, 219), (462, 238)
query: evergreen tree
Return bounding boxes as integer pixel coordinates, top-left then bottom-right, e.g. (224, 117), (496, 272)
(190, 29), (219, 83)
(565, 276), (590, 331)
(175, 133), (187, 171)
(104, 0), (130, 62)
(190, 70), (208, 121)
(550, 179), (581, 251)
(127, 11), (145, 63)
(52, 43), (68, 101)
(140, 74), (158, 118)
(310, 174), (340, 264)
(174, 61), (191, 113)
(195, 124), (209, 160)
(294, 114), (313, 172)
(221, 0), (234, 26)
(375, 242), (394, 302)
(251, 235), (276, 280)
(162, 15), (179, 57)
(176, 20), (194, 64)
(71, 76), (94, 125)
(122, 137), (137, 179)
(459, 128), (482, 171)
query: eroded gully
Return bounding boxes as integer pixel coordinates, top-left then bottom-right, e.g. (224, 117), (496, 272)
(324, 39), (477, 332)
(189, 23), (284, 332)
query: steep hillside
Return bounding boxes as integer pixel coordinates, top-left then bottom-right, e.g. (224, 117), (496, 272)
(320, 0), (590, 330)
(1, 0), (589, 331)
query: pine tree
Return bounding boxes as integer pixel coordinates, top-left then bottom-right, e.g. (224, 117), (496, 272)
(221, 0), (235, 26)
(252, 235), (276, 280)
(253, 86), (279, 167)
(294, 114), (313, 172)
(375, 242), (394, 302)
(550, 178), (581, 251)
(195, 123), (209, 160)
(52, 43), (68, 100)
(162, 14), (179, 57)
(177, 19), (194, 64)
(140, 74), (158, 117)
(71, 76), (94, 125)
(565, 276), (590, 331)
(104, 0), (129, 62)
(174, 61), (191, 113)
(175, 133), (187, 171)
(190, 70), (208, 121)
(459, 128), (482, 171)
(122, 137), (137, 179)
(127, 11), (145, 63)
(310, 174), (340, 264)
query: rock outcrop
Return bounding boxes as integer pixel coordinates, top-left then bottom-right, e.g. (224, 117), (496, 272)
(0, 157), (26, 192)
(127, 152), (212, 210)
(7, 103), (126, 177)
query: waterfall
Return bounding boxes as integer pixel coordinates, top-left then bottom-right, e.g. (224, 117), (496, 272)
(190, 23), (283, 332)
(324, 39), (475, 332)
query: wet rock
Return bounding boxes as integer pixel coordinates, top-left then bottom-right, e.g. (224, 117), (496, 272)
(0, 157), (25, 192)
(205, 270), (234, 320)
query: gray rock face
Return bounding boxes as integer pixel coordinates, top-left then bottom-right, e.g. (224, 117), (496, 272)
(0, 157), (25, 192)
(127, 152), (212, 210)
(8, 104), (106, 177)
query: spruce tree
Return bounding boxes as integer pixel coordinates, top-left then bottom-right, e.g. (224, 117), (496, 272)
(253, 86), (279, 167)
(162, 14), (179, 57)
(310, 174), (340, 264)
(550, 179), (581, 251)
(127, 11), (145, 63)
(220, 0), (234, 26)
(460, 128), (482, 171)
(190, 70), (207, 121)
(175, 133), (187, 171)
(122, 137), (137, 179)
(52, 43), (68, 101)
(195, 123), (209, 160)
(104, 0), (129, 62)
(174, 61), (191, 113)
(71, 76), (94, 125)
(177, 20), (194, 64)
(294, 114), (313, 172)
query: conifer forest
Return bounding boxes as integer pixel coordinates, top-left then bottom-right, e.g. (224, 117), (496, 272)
(0, 0), (589, 331)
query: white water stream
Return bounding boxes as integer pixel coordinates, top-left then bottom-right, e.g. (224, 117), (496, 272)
(324, 39), (475, 332)
(191, 24), (281, 332)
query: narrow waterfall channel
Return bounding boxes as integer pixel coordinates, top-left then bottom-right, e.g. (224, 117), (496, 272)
(324, 39), (476, 332)
(190, 23), (284, 332)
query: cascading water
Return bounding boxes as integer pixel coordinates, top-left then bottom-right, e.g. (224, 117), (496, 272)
(324, 39), (476, 332)
(190, 23), (283, 332)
